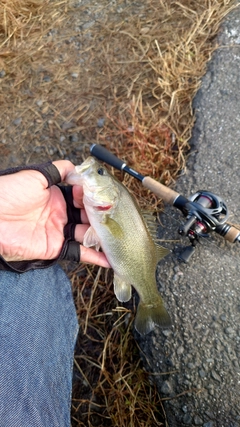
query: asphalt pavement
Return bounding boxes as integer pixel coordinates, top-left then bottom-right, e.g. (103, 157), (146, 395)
(137, 5), (240, 427)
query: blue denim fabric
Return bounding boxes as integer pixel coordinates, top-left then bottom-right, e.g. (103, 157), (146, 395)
(0, 264), (79, 427)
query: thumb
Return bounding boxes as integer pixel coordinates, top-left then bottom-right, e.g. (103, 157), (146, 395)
(52, 160), (75, 182)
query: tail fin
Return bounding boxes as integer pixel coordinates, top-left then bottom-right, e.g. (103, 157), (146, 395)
(134, 299), (172, 335)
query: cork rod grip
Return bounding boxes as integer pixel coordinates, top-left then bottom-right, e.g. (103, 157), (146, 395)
(142, 176), (180, 205)
(223, 226), (240, 243)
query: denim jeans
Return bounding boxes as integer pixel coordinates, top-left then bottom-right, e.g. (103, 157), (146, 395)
(0, 264), (79, 427)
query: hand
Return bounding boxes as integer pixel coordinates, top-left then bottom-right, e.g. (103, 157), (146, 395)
(0, 160), (110, 268)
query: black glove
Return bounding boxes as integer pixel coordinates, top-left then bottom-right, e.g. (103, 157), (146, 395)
(0, 161), (81, 273)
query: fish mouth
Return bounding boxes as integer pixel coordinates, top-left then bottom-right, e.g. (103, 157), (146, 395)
(96, 204), (113, 211)
(84, 192), (115, 211)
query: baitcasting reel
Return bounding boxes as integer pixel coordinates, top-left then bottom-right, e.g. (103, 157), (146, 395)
(176, 190), (232, 262)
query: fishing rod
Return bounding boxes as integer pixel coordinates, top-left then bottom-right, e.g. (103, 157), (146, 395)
(90, 143), (240, 262)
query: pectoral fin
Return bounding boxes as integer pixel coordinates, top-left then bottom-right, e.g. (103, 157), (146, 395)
(102, 215), (124, 239)
(113, 274), (132, 302)
(83, 227), (101, 251)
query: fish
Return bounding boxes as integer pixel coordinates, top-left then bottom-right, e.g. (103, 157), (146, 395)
(66, 156), (171, 335)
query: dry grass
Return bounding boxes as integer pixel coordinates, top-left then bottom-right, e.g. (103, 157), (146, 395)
(0, 0), (236, 192)
(0, 0), (238, 426)
(70, 265), (168, 426)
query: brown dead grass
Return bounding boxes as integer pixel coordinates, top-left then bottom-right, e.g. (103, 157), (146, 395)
(0, 0), (237, 195)
(0, 0), (238, 426)
(70, 265), (168, 426)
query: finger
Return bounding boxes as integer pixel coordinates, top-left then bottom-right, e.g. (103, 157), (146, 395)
(57, 185), (81, 223)
(74, 224), (90, 242)
(80, 209), (88, 224)
(72, 185), (89, 222)
(72, 185), (84, 209)
(80, 245), (111, 268)
(52, 160), (75, 181)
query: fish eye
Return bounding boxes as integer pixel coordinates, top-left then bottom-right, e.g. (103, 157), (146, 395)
(97, 167), (104, 175)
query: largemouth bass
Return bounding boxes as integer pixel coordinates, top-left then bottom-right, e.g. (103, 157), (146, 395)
(66, 156), (171, 335)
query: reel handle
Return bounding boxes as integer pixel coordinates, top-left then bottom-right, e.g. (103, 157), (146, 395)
(178, 215), (198, 236)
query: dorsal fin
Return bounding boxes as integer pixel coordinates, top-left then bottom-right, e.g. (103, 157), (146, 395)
(142, 211), (170, 260)
(142, 211), (159, 240)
